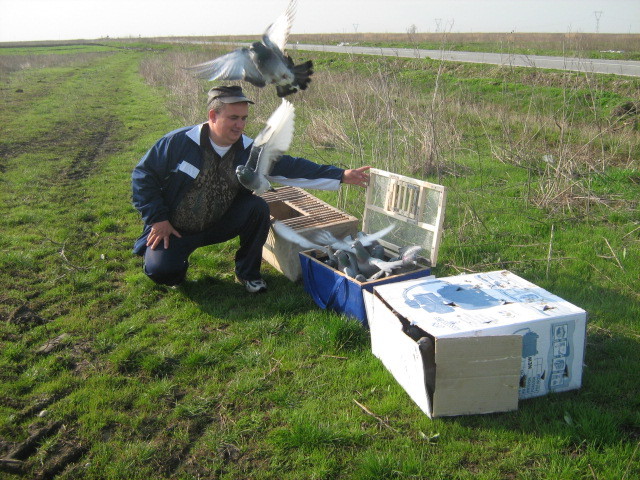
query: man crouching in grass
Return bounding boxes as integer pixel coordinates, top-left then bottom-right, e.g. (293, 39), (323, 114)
(131, 85), (370, 293)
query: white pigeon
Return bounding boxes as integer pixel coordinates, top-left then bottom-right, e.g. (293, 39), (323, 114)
(186, 0), (313, 97)
(236, 98), (295, 195)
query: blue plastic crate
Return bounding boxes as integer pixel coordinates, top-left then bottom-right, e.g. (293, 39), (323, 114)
(299, 249), (432, 327)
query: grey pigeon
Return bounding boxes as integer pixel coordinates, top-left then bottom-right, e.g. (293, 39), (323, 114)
(369, 244), (386, 259)
(186, 0), (313, 97)
(236, 98), (294, 194)
(336, 250), (359, 277)
(351, 240), (381, 278)
(336, 250), (356, 278)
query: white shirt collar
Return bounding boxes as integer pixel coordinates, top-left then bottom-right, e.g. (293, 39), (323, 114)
(186, 124), (253, 149)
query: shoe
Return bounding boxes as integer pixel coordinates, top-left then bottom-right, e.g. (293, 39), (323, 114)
(238, 277), (268, 293)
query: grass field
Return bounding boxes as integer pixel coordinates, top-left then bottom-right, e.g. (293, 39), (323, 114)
(0, 37), (639, 479)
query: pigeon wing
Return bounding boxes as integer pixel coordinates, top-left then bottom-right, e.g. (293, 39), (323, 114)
(263, 0), (297, 52)
(312, 230), (355, 252)
(272, 220), (327, 252)
(254, 99), (295, 177)
(359, 223), (396, 246)
(186, 48), (265, 86)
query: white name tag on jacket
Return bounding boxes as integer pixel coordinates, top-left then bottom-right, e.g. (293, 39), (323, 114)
(175, 161), (199, 179)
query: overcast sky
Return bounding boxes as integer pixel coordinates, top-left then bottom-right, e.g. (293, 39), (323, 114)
(1, 0), (637, 43)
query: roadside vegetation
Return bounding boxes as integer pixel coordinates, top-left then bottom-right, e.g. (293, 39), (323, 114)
(0, 36), (638, 479)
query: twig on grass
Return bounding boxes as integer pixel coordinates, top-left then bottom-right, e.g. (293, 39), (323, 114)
(478, 257), (575, 269)
(443, 263), (477, 274)
(603, 237), (624, 270)
(621, 224), (640, 240)
(353, 399), (398, 433)
(246, 357), (282, 396)
(38, 234), (91, 271)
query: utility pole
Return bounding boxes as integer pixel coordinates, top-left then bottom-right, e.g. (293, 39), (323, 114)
(594, 11), (603, 33)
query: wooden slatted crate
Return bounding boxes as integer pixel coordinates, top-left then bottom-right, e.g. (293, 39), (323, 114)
(260, 186), (359, 281)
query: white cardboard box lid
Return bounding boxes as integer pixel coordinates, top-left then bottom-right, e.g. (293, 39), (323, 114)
(371, 270), (587, 338)
(363, 168), (446, 266)
(364, 290), (521, 418)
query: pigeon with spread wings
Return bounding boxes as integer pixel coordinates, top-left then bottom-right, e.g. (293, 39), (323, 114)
(236, 98), (295, 195)
(186, 0), (313, 97)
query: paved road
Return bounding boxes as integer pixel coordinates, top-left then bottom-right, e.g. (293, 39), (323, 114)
(291, 43), (640, 77)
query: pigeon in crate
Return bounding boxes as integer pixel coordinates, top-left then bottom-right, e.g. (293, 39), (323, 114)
(368, 245), (422, 277)
(351, 240), (381, 279)
(236, 98), (294, 195)
(336, 250), (357, 278)
(186, 0), (313, 97)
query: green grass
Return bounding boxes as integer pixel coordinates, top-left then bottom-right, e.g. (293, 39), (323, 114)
(1, 40), (639, 479)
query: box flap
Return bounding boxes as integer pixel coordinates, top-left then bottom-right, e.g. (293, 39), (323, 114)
(432, 336), (521, 417)
(366, 290), (521, 418)
(363, 169), (446, 267)
(365, 290), (433, 416)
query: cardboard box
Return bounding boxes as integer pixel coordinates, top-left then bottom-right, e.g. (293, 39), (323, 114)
(364, 270), (587, 418)
(261, 186), (359, 281)
(299, 169), (447, 326)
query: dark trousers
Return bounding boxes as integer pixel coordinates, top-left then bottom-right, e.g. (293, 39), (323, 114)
(143, 194), (271, 286)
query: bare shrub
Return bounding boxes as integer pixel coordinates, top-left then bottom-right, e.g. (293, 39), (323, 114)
(298, 59), (461, 180)
(476, 61), (640, 214)
(139, 50), (208, 125)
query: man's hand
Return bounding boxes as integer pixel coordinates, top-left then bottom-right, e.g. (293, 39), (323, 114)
(147, 220), (182, 250)
(342, 166), (371, 188)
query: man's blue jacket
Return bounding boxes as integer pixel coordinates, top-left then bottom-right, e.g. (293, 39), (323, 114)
(131, 123), (345, 255)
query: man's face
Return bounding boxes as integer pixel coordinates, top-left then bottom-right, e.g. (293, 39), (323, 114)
(209, 102), (249, 146)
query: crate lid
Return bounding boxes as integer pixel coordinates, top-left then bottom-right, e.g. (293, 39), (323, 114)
(363, 168), (446, 267)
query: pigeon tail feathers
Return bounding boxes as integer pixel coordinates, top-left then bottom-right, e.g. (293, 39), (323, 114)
(276, 59), (313, 97)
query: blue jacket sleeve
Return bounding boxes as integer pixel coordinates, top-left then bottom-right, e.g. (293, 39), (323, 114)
(131, 137), (174, 225)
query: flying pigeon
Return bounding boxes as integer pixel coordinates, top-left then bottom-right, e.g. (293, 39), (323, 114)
(236, 98), (295, 195)
(186, 0), (313, 97)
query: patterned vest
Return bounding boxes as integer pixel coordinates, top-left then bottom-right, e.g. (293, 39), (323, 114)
(170, 125), (241, 233)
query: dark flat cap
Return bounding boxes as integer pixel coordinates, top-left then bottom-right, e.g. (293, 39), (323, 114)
(207, 85), (254, 107)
